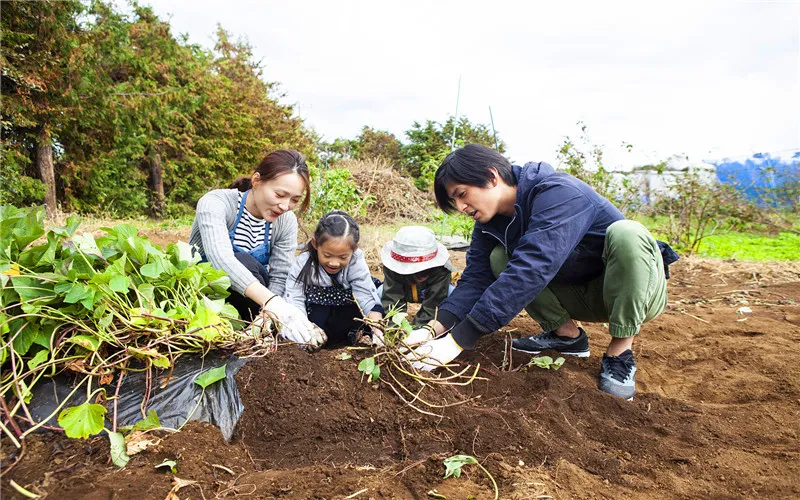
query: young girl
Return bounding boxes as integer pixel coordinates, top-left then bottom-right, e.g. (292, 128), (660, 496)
(284, 211), (383, 345)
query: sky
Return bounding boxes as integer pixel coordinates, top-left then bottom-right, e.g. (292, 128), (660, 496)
(140, 0), (800, 170)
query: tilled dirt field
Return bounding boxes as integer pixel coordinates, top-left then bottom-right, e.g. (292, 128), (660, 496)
(2, 256), (799, 499)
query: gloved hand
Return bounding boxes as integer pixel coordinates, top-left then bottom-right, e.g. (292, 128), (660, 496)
(261, 296), (314, 345)
(406, 333), (464, 371)
(401, 326), (435, 347)
(371, 327), (386, 347)
(303, 319), (328, 350)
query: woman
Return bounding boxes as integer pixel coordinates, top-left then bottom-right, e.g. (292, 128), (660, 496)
(189, 149), (326, 348)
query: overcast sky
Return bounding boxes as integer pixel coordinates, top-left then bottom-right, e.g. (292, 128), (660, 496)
(141, 0), (800, 169)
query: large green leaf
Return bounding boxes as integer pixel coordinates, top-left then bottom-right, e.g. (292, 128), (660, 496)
(131, 410), (162, 432)
(58, 402), (107, 439)
(195, 364), (227, 389)
(109, 274), (129, 293)
(11, 276), (55, 302)
(67, 335), (101, 352)
(187, 305), (223, 341)
(107, 430), (130, 467)
(9, 318), (37, 355)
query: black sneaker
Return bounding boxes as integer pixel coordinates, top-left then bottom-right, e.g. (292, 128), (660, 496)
(511, 328), (590, 358)
(599, 349), (637, 400)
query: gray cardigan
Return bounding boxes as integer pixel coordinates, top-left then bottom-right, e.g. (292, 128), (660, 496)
(284, 249), (381, 314)
(189, 189), (298, 296)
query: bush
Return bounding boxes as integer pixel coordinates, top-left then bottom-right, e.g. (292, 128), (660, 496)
(308, 166), (374, 221)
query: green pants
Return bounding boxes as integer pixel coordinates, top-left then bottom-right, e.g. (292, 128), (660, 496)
(490, 220), (667, 338)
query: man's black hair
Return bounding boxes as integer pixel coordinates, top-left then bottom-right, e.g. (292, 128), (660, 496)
(433, 144), (515, 214)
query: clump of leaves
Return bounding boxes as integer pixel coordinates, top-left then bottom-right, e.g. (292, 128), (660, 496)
(527, 356), (566, 371)
(357, 356), (380, 382)
(0, 206), (269, 456)
(443, 454), (499, 500)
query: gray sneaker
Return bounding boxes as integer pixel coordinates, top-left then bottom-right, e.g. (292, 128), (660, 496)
(511, 328), (590, 357)
(599, 349), (636, 400)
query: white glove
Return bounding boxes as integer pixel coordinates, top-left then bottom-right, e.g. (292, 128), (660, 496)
(262, 296), (313, 345)
(406, 333), (464, 371)
(302, 318), (328, 350)
(401, 326), (435, 347)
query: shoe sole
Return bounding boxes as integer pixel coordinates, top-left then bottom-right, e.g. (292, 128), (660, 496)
(511, 346), (591, 358)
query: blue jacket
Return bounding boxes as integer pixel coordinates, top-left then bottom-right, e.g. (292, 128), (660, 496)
(438, 162), (625, 349)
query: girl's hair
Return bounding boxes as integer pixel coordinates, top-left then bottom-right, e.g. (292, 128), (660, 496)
(434, 143), (515, 214)
(229, 149), (312, 213)
(296, 210), (360, 293)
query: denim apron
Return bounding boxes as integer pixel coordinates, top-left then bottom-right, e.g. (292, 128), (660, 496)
(229, 190), (271, 271)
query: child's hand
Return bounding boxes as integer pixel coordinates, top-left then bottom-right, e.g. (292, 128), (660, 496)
(367, 311), (384, 346)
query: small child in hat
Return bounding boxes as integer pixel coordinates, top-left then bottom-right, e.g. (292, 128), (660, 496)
(380, 226), (455, 326)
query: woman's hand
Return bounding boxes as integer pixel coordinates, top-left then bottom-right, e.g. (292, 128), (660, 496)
(366, 311), (384, 346)
(263, 296), (326, 349)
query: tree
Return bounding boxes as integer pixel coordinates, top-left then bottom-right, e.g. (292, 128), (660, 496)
(0, 0), (85, 215)
(402, 116), (506, 190)
(353, 126), (402, 166)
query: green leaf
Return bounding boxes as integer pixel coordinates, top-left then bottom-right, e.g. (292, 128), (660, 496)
(443, 454), (478, 479)
(195, 364), (227, 389)
(371, 365), (381, 382)
(151, 355), (170, 369)
(140, 259), (165, 278)
(71, 233), (102, 257)
(155, 459), (177, 474)
(137, 283), (155, 304)
(335, 352), (352, 360)
(67, 335), (101, 352)
(11, 276), (55, 302)
(187, 305), (223, 341)
(58, 403), (107, 439)
(391, 312), (408, 326)
(64, 282), (90, 303)
(9, 318), (37, 355)
(27, 349), (49, 370)
(107, 430), (130, 467)
(109, 274), (129, 293)
(552, 357), (566, 370)
(358, 356), (375, 374)
(132, 410), (161, 431)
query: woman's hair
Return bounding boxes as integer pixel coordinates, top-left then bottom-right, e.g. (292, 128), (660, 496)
(433, 144), (515, 214)
(229, 149), (312, 213)
(296, 210), (360, 292)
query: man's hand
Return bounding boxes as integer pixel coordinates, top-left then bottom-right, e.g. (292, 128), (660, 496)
(401, 326), (435, 347)
(406, 333), (463, 371)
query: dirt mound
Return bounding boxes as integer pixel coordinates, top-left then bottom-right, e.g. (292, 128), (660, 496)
(3, 257), (800, 499)
(345, 159), (435, 224)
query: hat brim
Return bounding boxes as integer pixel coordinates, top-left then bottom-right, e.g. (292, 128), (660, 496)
(381, 241), (451, 275)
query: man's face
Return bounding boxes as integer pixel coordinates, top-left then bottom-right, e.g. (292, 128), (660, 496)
(446, 181), (499, 224)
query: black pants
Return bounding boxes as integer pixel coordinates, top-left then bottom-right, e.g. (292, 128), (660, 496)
(228, 253), (270, 322)
(307, 302), (366, 345)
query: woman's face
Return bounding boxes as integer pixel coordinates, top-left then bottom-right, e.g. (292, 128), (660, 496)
(250, 173), (306, 222)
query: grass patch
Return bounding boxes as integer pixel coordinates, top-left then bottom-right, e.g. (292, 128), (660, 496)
(694, 232), (800, 261)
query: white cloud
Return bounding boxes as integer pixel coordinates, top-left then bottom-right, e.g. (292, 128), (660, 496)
(143, 0), (800, 169)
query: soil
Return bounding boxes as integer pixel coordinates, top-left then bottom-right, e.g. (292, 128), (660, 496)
(3, 255), (799, 499)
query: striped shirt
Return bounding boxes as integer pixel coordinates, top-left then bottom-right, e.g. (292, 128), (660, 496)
(232, 192), (273, 252)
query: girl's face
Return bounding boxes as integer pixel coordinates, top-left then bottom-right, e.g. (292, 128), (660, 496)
(250, 173), (306, 222)
(314, 236), (355, 275)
